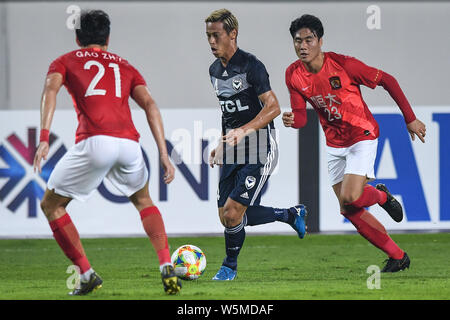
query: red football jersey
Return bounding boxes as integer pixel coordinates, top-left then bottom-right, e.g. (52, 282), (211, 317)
(286, 52), (382, 148)
(48, 47), (146, 143)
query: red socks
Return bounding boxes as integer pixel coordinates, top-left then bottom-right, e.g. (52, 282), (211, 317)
(140, 206), (171, 266)
(343, 184), (404, 259)
(342, 184), (403, 259)
(49, 207), (171, 275)
(342, 208), (404, 259)
(348, 184), (387, 209)
(49, 214), (91, 273)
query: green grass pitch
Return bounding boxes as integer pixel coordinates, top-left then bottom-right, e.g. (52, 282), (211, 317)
(0, 233), (449, 300)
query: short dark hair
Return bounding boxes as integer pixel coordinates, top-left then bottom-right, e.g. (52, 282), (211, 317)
(289, 14), (324, 39)
(76, 10), (110, 46)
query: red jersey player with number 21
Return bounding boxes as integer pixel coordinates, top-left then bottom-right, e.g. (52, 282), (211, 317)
(283, 15), (426, 272)
(33, 10), (181, 295)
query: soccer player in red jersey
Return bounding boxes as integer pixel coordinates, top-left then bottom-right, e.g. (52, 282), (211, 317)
(283, 15), (426, 272)
(33, 10), (181, 295)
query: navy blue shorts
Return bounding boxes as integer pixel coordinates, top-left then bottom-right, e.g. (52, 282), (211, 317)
(217, 160), (276, 208)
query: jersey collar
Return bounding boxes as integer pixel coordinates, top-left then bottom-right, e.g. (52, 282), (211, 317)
(300, 52), (328, 76)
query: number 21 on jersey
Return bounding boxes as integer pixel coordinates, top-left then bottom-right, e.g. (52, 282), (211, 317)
(84, 60), (121, 98)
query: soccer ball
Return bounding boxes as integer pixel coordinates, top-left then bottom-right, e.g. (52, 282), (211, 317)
(171, 244), (206, 280)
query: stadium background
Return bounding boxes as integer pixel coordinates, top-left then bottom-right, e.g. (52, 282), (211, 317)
(0, 1), (449, 238)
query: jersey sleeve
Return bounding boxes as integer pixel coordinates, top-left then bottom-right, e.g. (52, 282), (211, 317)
(285, 66), (307, 129)
(129, 65), (147, 91)
(47, 56), (66, 83)
(379, 71), (416, 124)
(339, 55), (382, 89)
(247, 58), (272, 96)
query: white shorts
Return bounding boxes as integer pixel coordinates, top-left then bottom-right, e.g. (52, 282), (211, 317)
(47, 135), (148, 202)
(326, 139), (378, 186)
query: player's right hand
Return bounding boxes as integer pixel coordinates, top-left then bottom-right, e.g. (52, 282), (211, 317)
(161, 155), (175, 184)
(282, 112), (295, 127)
(33, 142), (49, 174)
(209, 146), (223, 168)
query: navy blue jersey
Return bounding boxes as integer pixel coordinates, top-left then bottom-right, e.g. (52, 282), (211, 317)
(209, 48), (277, 164)
(209, 48), (274, 131)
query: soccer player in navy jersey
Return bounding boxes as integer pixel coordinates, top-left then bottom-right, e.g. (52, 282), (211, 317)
(33, 10), (181, 294)
(205, 9), (307, 281)
(283, 14), (426, 272)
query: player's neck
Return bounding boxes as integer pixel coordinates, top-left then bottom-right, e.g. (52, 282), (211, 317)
(82, 44), (108, 51)
(303, 52), (325, 74)
(220, 45), (238, 67)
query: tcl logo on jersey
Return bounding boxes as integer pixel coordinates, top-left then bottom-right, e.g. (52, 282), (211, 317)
(220, 99), (249, 113)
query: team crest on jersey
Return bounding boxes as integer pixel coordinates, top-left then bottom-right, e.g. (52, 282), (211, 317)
(329, 76), (342, 90)
(232, 78), (243, 91)
(245, 176), (256, 190)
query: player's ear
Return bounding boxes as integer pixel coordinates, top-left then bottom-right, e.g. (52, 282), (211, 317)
(230, 29), (237, 41)
(105, 36), (110, 46)
(319, 36), (323, 48)
(76, 37), (82, 47)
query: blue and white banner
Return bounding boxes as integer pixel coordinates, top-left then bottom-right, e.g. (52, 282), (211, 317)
(319, 106), (450, 231)
(0, 109), (298, 237)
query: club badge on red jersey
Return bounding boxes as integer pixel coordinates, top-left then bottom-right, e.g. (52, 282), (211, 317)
(329, 76), (342, 90)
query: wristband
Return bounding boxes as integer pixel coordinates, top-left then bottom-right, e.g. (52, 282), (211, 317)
(40, 129), (50, 143)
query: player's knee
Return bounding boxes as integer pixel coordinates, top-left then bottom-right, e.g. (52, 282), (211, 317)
(222, 207), (241, 228)
(131, 196), (154, 212)
(40, 197), (58, 220)
(340, 192), (360, 208)
(40, 196), (51, 214)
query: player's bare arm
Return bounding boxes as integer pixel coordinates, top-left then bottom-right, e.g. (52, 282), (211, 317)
(33, 72), (63, 173)
(223, 90), (281, 146)
(131, 85), (175, 184)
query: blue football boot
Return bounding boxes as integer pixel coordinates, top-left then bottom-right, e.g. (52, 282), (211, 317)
(289, 204), (307, 239)
(212, 265), (237, 281)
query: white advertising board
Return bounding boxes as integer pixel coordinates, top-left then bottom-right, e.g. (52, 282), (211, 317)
(0, 109), (299, 238)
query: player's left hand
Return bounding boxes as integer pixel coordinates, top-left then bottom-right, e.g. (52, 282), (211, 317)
(33, 142), (49, 174)
(223, 128), (250, 146)
(160, 155), (175, 184)
(407, 119), (426, 143)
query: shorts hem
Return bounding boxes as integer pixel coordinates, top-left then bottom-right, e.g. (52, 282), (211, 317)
(122, 177), (148, 198)
(330, 173), (376, 186)
(46, 186), (88, 202)
(228, 194), (250, 207)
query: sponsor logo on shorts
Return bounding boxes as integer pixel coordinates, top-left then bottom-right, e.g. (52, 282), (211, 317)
(245, 176), (256, 190)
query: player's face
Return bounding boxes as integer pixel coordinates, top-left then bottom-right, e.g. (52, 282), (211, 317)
(293, 28), (323, 64)
(206, 22), (237, 59)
